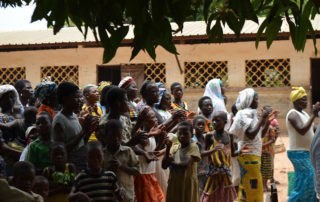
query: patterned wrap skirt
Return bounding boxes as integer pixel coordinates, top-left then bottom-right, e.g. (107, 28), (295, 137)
(237, 154), (263, 202)
(261, 153), (273, 180)
(287, 150), (316, 202)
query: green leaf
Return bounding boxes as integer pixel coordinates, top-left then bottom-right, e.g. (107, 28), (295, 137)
(208, 19), (223, 43)
(265, 16), (282, 48)
(226, 11), (243, 37)
(255, 18), (269, 48)
(203, 0), (211, 21)
(306, 20), (318, 55)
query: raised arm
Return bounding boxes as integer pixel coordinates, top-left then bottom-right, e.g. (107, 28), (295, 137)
(246, 109), (270, 140)
(288, 104), (319, 135)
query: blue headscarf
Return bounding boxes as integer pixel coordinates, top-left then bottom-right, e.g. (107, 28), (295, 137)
(155, 88), (167, 109)
(34, 81), (57, 102)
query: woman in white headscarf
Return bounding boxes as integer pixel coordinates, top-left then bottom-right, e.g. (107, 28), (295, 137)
(229, 88), (271, 202)
(203, 79), (227, 120)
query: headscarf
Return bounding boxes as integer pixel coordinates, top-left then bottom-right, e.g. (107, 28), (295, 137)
(118, 76), (134, 89)
(203, 79), (227, 119)
(98, 81), (111, 94)
(235, 88), (256, 110)
(155, 88), (167, 109)
(156, 82), (164, 88)
(290, 87), (307, 103)
(34, 81), (57, 102)
(0, 84), (22, 111)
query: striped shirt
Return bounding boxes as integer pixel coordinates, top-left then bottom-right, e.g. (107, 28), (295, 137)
(74, 169), (117, 202)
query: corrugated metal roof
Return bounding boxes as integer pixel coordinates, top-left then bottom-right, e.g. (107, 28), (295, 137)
(0, 15), (319, 46)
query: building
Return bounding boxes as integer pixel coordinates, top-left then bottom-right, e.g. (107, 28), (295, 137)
(0, 17), (320, 120)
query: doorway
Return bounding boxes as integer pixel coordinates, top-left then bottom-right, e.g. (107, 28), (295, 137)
(97, 65), (121, 85)
(311, 59), (320, 104)
(96, 64), (145, 87)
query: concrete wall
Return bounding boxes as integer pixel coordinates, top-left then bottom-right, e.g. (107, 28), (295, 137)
(0, 39), (319, 119)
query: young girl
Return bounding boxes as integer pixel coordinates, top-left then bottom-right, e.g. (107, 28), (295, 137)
(201, 111), (238, 202)
(134, 107), (165, 202)
(261, 105), (277, 192)
(198, 96), (214, 132)
(170, 82), (188, 111)
(103, 119), (140, 202)
(43, 142), (76, 202)
(163, 121), (201, 202)
(81, 85), (102, 141)
(27, 112), (53, 174)
(192, 116), (214, 193)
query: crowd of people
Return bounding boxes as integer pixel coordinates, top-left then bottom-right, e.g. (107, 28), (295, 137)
(0, 77), (319, 202)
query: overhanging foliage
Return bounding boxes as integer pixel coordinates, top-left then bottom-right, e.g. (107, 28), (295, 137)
(1, 0), (319, 63)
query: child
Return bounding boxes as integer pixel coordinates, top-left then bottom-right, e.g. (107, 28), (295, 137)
(81, 85), (102, 141)
(69, 141), (124, 202)
(261, 105), (277, 191)
(103, 119), (140, 202)
(192, 116), (214, 193)
(33, 176), (49, 202)
(198, 96), (214, 132)
(43, 142), (76, 202)
(27, 112), (53, 174)
(12, 161), (43, 202)
(201, 111), (238, 202)
(162, 121), (201, 202)
(170, 82), (188, 111)
(134, 108), (165, 202)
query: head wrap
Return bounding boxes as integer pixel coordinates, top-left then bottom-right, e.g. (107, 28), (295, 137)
(118, 76), (134, 89)
(203, 79), (227, 119)
(0, 84), (22, 110)
(235, 88), (256, 110)
(156, 82), (164, 88)
(98, 81), (111, 94)
(83, 84), (97, 89)
(34, 81), (57, 102)
(290, 87), (307, 103)
(155, 88), (167, 109)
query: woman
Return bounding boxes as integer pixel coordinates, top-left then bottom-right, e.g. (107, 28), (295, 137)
(34, 81), (58, 118)
(118, 77), (139, 124)
(0, 85), (21, 141)
(203, 79), (227, 120)
(229, 88), (270, 202)
(14, 80), (33, 114)
(287, 87), (318, 202)
(53, 82), (97, 172)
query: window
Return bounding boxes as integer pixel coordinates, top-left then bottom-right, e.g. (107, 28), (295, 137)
(144, 63), (166, 83)
(41, 65), (79, 85)
(0, 67), (26, 85)
(184, 61), (228, 88)
(245, 59), (290, 87)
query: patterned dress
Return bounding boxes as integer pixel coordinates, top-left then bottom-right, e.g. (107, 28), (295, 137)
(201, 136), (237, 202)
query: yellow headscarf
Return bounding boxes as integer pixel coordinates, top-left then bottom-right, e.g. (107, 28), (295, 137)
(98, 81), (111, 94)
(290, 87), (307, 103)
